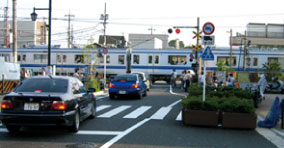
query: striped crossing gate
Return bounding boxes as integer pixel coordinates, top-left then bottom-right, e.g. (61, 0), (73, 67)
(0, 80), (20, 94)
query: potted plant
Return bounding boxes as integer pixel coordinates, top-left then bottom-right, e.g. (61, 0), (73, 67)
(219, 98), (256, 129)
(181, 96), (220, 127)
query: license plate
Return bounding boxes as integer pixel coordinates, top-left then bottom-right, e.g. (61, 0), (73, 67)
(24, 103), (39, 111)
(119, 91), (126, 94)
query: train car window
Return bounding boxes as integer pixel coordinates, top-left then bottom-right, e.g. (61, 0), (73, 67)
(17, 55), (21, 62)
(155, 56), (159, 64)
(133, 55), (140, 64)
(34, 54), (47, 63)
(63, 55), (67, 63)
(253, 58), (258, 66)
(22, 54), (26, 62)
(57, 55), (62, 63)
(246, 57), (251, 66)
(118, 55), (125, 64)
(99, 55), (110, 64)
(0, 54), (10, 62)
(268, 57), (278, 64)
(217, 56), (236, 66)
(75, 55), (84, 64)
(168, 55), (187, 65)
(148, 56), (153, 64)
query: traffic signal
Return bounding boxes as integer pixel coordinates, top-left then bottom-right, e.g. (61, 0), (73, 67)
(168, 28), (181, 34)
(189, 54), (194, 62)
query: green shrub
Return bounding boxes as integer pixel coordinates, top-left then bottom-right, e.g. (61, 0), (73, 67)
(219, 98), (255, 113)
(181, 96), (219, 111)
(87, 79), (100, 92)
(187, 83), (202, 96)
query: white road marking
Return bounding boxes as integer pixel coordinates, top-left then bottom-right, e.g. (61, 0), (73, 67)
(96, 95), (109, 100)
(96, 105), (111, 112)
(76, 130), (123, 136)
(150, 107), (172, 120)
(100, 118), (151, 148)
(167, 100), (181, 108)
(97, 106), (131, 118)
(176, 111), (182, 121)
(0, 128), (7, 132)
(123, 106), (152, 119)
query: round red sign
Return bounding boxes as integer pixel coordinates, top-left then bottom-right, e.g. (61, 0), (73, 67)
(202, 22), (215, 35)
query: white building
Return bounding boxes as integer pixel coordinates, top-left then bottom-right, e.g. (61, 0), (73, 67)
(0, 21), (46, 48)
(129, 33), (169, 49)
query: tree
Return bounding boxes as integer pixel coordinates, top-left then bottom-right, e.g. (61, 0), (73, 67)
(263, 62), (283, 82)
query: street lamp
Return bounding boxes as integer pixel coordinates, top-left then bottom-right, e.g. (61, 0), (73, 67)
(31, 0), (52, 75)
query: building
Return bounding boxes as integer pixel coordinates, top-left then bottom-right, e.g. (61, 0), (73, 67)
(0, 21), (46, 48)
(98, 35), (126, 48)
(231, 23), (284, 49)
(128, 34), (169, 49)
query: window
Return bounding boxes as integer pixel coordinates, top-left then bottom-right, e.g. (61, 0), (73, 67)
(133, 55), (139, 64)
(148, 56), (153, 64)
(253, 58), (258, 66)
(0, 54), (10, 62)
(246, 57), (251, 66)
(75, 55), (84, 64)
(34, 54), (47, 63)
(268, 57), (278, 64)
(155, 56), (159, 64)
(99, 55), (110, 64)
(63, 55), (67, 63)
(118, 55), (125, 64)
(17, 55), (21, 61)
(217, 56), (236, 66)
(57, 55), (61, 63)
(168, 55), (187, 65)
(22, 54), (26, 62)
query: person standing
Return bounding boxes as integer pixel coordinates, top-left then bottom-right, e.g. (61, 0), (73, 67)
(199, 71), (205, 86)
(258, 73), (267, 99)
(41, 68), (46, 76)
(170, 69), (177, 87)
(184, 71), (192, 92)
(227, 73), (235, 87)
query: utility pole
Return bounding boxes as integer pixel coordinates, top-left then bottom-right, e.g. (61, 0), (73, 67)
(12, 0), (17, 63)
(4, 1), (10, 48)
(64, 11), (74, 48)
(100, 2), (108, 90)
(229, 29), (233, 66)
(148, 26), (155, 35)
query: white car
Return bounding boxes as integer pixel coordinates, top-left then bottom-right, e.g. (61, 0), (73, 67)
(132, 72), (151, 91)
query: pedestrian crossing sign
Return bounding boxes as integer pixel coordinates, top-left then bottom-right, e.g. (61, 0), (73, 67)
(201, 46), (214, 60)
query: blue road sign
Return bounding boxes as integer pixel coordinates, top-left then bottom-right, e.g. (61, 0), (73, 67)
(201, 46), (214, 60)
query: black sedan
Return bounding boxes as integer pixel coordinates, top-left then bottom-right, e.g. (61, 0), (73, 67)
(0, 76), (96, 133)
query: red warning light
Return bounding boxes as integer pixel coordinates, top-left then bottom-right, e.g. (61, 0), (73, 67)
(175, 28), (181, 34)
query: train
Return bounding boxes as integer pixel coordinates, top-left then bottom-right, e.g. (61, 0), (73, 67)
(0, 47), (284, 83)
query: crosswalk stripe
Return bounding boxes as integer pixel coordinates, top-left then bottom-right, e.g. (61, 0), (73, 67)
(98, 106), (131, 118)
(176, 111), (182, 121)
(96, 105), (111, 112)
(150, 107), (172, 120)
(123, 106), (152, 119)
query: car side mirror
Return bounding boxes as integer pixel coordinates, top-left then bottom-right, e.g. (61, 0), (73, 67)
(88, 88), (96, 93)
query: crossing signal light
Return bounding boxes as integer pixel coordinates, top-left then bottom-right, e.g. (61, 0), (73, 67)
(175, 28), (181, 34)
(189, 54), (194, 62)
(168, 28), (181, 34)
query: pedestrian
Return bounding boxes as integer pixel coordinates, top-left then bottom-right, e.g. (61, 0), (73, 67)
(73, 68), (80, 79)
(227, 73), (235, 87)
(41, 68), (46, 76)
(20, 68), (26, 81)
(258, 73), (267, 99)
(181, 70), (186, 90)
(199, 71), (205, 86)
(170, 69), (177, 87)
(184, 71), (192, 92)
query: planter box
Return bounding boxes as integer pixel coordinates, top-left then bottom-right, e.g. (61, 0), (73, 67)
(222, 112), (257, 129)
(182, 109), (219, 127)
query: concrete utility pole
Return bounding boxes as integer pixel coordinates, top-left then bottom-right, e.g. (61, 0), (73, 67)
(12, 0), (17, 63)
(100, 2), (108, 90)
(229, 29), (233, 66)
(64, 11), (75, 48)
(148, 26), (156, 35)
(4, 3), (10, 48)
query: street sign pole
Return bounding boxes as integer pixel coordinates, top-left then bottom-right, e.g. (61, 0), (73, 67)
(203, 60), (206, 101)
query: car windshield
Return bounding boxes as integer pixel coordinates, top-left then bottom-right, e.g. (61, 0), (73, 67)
(113, 75), (137, 82)
(15, 78), (68, 93)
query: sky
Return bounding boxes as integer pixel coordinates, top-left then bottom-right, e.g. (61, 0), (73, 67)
(1, 0), (284, 48)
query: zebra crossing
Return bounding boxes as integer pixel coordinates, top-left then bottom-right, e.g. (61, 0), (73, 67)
(96, 104), (182, 121)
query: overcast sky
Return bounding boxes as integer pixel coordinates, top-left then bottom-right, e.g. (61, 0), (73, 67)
(1, 0), (284, 47)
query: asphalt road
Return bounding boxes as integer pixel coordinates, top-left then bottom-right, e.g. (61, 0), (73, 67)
(0, 83), (280, 148)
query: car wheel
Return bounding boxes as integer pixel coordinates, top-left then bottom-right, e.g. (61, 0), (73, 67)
(88, 103), (96, 119)
(137, 92), (142, 99)
(69, 110), (80, 132)
(6, 125), (21, 133)
(109, 94), (115, 99)
(143, 90), (147, 96)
